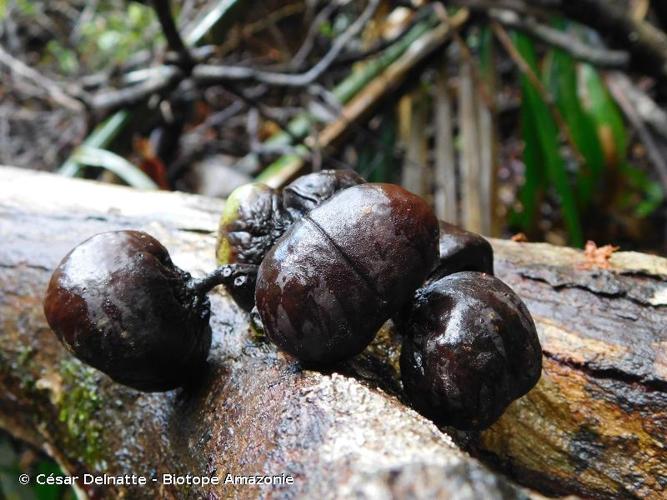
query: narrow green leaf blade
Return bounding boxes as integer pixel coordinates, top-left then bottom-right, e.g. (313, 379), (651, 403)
(515, 32), (584, 246)
(73, 146), (159, 190)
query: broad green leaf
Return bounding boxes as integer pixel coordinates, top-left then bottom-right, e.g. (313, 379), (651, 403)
(59, 112), (131, 177)
(580, 64), (628, 168)
(515, 33), (583, 246)
(579, 60), (662, 217)
(544, 43), (605, 207)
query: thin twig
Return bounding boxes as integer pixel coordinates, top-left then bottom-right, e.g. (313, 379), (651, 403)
(194, 0), (380, 87)
(452, 0), (667, 82)
(606, 73), (667, 141)
(606, 75), (667, 191)
(332, 12), (423, 67)
(151, 0), (194, 69)
(217, 2), (306, 57)
(258, 9), (470, 188)
(84, 0), (424, 113)
(90, 67), (183, 114)
(222, 83), (313, 153)
(289, 2), (340, 69)
(84, 1), (381, 113)
(0, 45), (85, 112)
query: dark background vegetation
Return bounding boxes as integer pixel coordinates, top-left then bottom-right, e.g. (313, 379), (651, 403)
(2, 0), (667, 497)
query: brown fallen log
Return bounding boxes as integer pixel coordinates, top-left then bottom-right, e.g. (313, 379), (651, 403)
(0, 166), (665, 498)
(0, 167), (531, 499)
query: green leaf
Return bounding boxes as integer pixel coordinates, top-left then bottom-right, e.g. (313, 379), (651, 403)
(513, 79), (546, 232)
(45, 41), (79, 75)
(580, 63), (628, 167)
(34, 460), (73, 500)
(479, 26), (494, 83)
(59, 112), (131, 177)
(319, 20), (334, 38)
(128, 3), (145, 24)
(544, 41), (605, 207)
(620, 163), (665, 218)
(514, 32), (584, 246)
(72, 146), (159, 190)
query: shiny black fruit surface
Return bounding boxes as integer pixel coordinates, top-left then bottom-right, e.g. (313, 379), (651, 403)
(44, 230), (211, 391)
(256, 183), (439, 365)
(399, 272), (542, 430)
(431, 221), (494, 280)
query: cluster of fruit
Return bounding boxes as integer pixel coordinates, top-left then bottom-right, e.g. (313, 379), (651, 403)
(44, 170), (541, 430)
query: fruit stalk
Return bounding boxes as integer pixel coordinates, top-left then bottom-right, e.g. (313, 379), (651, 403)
(189, 263), (258, 310)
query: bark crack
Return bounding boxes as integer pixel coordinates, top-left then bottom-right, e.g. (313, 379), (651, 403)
(542, 350), (667, 393)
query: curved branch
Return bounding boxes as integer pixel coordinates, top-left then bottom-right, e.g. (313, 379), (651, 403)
(489, 8), (629, 68)
(193, 0), (381, 87)
(451, 0), (667, 81)
(85, 0), (383, 115)
(0, 45), (86, 112)
(89, 66), (183, 115)
(151, 0), (194, 69)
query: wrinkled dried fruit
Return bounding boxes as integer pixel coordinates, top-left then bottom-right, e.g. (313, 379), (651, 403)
(399, 272), (542, 430)
(216, 170), (365, 311)
(44, 231), (212, 391)
(256, 183), (439, 365)
(216, 182), (287, 267)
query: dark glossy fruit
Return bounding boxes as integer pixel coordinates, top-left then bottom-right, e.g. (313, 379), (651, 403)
(216, 170), (365, 311)
(217, 170), (365, 267)
(43, 231), (212, 391)
(431, 221), (494, 280)
(399, 272), (542, 430)
(255, 183), (439, 365)
(282, 169), (365, 216)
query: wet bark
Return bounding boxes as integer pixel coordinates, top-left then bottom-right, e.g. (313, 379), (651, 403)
(1, 167), (666, 498)
(469, 240), (667, 499)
